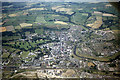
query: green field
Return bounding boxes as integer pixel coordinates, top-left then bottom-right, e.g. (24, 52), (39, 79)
(44, 14), (69, 22)
(71, 13), (88, 25)
(36, 15), (46, 23)
(86, 15), (96, 24)
(35, 29), (44, 34)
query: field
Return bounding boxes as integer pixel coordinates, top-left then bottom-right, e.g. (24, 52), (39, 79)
(0, 27), (6, 32)
(36, 15), (46, 23)
(88, 62), (95, 67)
(52, 6), (74, 15)
(86, 16), (102, 29)
(61, 69), (77, 77)
(78, 8), (83, 10)
(11, 69), (78, 78)
(112, 30), (120, 34)
(35, 29), (44, 34)
(20, 23), (33, 28)
(29, 8), (46, 11)
(56, 8), (73, 15)
(8, 13), (18, 17)
(6, 26), (14, 31)
(3, 18), (16, 26)
(93, 11), (102, 15)
(44, 14), (69, 22)
(71, 13), (88, 25)
(14, 25), (21, 30)
(56, 8), (71, 12)
(86, 15), (96, 24)
(52, 6), (62, 10)
(102, 13), (117, 17)
(54, 21), (68, 25)
(46, 23), (69, 30)
(52, 15), (60, 17)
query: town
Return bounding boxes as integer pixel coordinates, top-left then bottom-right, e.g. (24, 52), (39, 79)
(1, 2), (120, 79)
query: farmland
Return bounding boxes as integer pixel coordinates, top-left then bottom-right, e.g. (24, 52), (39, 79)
(8, 14), (18, 17)
(36, 15), (46, 23)
(0, 27), (6, 32)
(20, 23), (33, 28)
(71, 13), (88, 25)
(54, 21), (68, 25)
(28, 8), (46, 11)
(86, 16), (103, 29)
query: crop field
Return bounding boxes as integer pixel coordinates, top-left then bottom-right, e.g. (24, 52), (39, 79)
(29, 8), (46, 11)
(93, 11), (102, 15)
(102, 13), (117, 17)
(52, 6), (74, 15)
(6, 26), (14, 31)
(87, 62), (95, 67)
(71, 13), (88, 25)
(61, 69), (77, 77)
(8, 13), (18, 17)
(0, 27), (6, 32)
(86, 15), (96, 24)
(44, 22), (69, 30)
(78, 8), (83, 10)
(20, 23), (33, 28)
(54, 21), (68, 25)
(14, 25), (21, 30)
(35, 29), (44, 34)
(66, 11), (74, 15)
(44, 14), (69, 22)
(52, 6), (62, 10)
(56, 8), (71, 12)
(112, 30), (120, 34)
(52, 15), (60, 17)
(36, 15), (46, 23)
(3, 18), (16, 26)
(87, 16), (102, 29)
